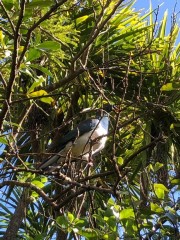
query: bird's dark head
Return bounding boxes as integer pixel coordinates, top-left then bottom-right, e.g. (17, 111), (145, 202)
(103, 103), (116, 112)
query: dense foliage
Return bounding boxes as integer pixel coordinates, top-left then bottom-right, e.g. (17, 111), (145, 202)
(0, 0), (179, 239)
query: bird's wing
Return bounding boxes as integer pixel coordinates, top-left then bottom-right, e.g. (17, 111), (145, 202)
(56, 118), (99, 151)
(40, 118), (99, 170)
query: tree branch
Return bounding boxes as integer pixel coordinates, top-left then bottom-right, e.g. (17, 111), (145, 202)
(0, 0), (26, 131)
(0, 180), (57, 208)
(0, 0), (15, 34)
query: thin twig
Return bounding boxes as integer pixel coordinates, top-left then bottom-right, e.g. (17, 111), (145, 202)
(0, 1), (15, 33)
(0, 71), (7, 88)
(0, 0), (26, 130)
(0, 26), (14, 39)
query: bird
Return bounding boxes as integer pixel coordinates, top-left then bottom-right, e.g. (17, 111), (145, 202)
(40, 104), (115, 171)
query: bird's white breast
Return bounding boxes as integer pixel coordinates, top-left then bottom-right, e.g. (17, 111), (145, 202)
(61, 124), (108, 161)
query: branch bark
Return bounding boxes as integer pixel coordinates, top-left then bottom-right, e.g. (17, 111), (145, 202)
(3, 191), (33, 240)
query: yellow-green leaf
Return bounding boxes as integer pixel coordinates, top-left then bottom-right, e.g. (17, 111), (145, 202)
(37, 41), (60, 51)
(154, 183), (169, 199)
(32, 180), (44, 188)
(0, 136), (8, 145)
(67, 212), (74, 223)
(40, 96), (54, 105)
(161, 82), (180, 91)
(117, 157), (124, 165)
(150, 203), (164, 213)
(154, 162), (164, 172)
(120, 208), (135, 220)
(171, 178), (180, 185)
(27, 76), (45, 94)
(28, 90), (47, 98)
(161, 83), (174, 91)
(27, 90), (54, 104)
(76, 15), (88, 25)
(0, 31), (5, 46)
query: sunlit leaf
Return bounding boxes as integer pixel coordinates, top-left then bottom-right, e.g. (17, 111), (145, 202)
(67, 212), (74, 223)
(120, 208), (135, 220)
(117, 157), (124, 165)
(0, 136), (8, 145)
(31, 180), (44, 188)
(150, 203), (164, 213)
(154, 162), (164, 172)
(161, 83), (180, 91)
(27, 76), (45, 94)
(36, 41), (60, 51)
(171, 178), (180, 185)
(154, 183), (169, 199)
(76, 15), (89, 25)
(27, 90), (54, 104)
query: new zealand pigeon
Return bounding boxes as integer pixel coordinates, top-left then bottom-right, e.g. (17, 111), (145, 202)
(40, 105), (115, 170)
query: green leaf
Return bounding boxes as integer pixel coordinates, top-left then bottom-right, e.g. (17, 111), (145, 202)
(150, 203), (164, 213)
(27, 89), (54, 104)
(26, 0), (54, 8)
(0, 136), (8, 145)
(26, 49), (41, 62)
(2, 0), (17, 10)
(154, 162), (164, 172)
(76, 15), (89, 25)
(158, 10), (168, 39)
(117, 157), (124, 165)
(56, 216), (69, 228)
(74, 218), (86, 228)
(120, 208), (135, 220)
(30, 64), (53, 77)
(31, 180), (44, 188)
(40, 176), (47, 183)
(154, 183), (169, 199)
(36, 41), (60, 51)
(171, 178), (180, 185)
(161, 83), (174, 91)
(27, 90), (47, 98)
(79, 228), (98, 238)
(0, 31), (5, 47)
(161, 82), (180, 91)
(154, 183), (169, 192)
(27, 76), (45, 94)
(67, 212), (74, 223)
(40, 96), (54, 105)
(107, 198), (115, 206)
